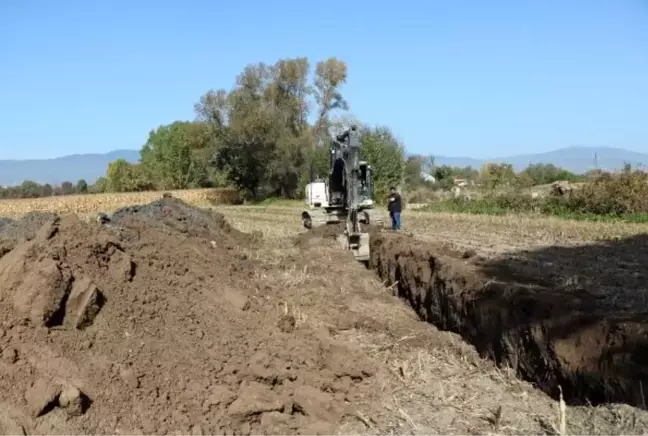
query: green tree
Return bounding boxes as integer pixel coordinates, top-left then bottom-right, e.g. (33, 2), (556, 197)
(19, 180), (42, 198)
(519, 163), (581, 186)
(313, 58), (349, 142)
(359, 125), (406, 201)
(40, 183), (53, 197)
(106, 160), (154, 192)
(404, 154), (435, 188)
(90, 177), (109, 193)
(60, 181), (75, 195)
(479, 163), (518, 190)
(195, 57), (330, 199)
(140, 121), (211, 190)
(76, 179), (88, 194)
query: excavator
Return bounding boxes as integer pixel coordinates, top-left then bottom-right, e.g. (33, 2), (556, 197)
(302, 125), (384, 262)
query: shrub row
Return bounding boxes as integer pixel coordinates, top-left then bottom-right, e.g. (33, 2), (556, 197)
(422, 168), (648, 221)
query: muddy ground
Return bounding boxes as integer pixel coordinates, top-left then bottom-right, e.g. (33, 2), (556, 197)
(0, 197), (646, 435)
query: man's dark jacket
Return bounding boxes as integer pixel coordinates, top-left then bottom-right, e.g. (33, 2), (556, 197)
(388, 192), (402, 213)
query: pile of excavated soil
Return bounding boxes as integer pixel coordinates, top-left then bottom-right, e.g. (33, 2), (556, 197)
(370, 231), (648, 407)
(0, 198), (376, 435)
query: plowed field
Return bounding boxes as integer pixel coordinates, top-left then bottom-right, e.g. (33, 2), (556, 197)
(0, 195), (647, 435)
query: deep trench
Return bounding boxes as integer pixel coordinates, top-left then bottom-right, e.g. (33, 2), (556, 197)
(367, 231), (648, 408)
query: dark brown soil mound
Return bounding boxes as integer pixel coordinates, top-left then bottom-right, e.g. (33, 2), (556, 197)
(369, 231), (648, 407)
(0, 212), (61, 261)
(0, 217), (12, 232)
(0, 212), (58, 241)
(0, 199), (375, 435)
(109, 196), (257, 245)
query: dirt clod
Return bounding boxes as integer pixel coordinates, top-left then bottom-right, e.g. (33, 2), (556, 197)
(278, 314), (296, 333)
(58, 385), (84, 416)
(1, 347), (17, 364)
(24, 379), (61, 418)
(227, 381), (283, 418)
(64, 276), (103, 329)
(293, 384), (341, 422)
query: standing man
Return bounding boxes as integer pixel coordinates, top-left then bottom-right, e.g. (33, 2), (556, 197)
(387, 186), (402, 231)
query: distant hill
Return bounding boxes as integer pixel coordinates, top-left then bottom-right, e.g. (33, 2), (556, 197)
(0, 149), (140, 186)
(432, 146), (648, 174)
(1, 145), (646, 187)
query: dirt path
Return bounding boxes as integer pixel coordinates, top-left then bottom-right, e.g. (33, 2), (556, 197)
(0, 198), (645, 435)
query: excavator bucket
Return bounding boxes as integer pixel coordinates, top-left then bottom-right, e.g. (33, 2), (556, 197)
(336, 231), (370, 263)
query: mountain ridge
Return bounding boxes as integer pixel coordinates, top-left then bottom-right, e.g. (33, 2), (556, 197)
(0, 149), (140, 186)
(0, 146), (646, 186)
(431, 146), (648, 174)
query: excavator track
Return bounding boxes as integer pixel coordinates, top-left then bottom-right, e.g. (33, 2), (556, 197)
(301, 208), (341, 229)
(302, 208), (386, 230)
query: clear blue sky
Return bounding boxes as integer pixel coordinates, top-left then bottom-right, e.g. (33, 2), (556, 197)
(1, 0), (646, 160)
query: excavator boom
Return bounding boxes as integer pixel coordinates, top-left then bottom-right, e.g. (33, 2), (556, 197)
(301, 125), (383, 262)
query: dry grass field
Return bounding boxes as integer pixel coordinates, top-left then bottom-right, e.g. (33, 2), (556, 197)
(0, 188), (241, 218)
(0, 190), (647, 435)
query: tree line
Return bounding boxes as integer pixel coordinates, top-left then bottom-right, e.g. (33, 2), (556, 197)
(96, 56), (407, 202)
(0, 179), (90, 199)
(2, 56), (595, 201)
(82, 56), (590, 201)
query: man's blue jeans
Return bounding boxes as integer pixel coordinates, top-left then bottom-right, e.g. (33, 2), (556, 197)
(391, 211), (401, 230)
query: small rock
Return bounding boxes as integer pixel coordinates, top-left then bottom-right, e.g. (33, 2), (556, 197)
(25, 378), (61, 418)
(277, 315), (296, 333)
(58, 385), (84, 416)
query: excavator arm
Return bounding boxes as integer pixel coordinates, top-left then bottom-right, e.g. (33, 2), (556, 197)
(334, 126), (370, 262)
(301, 125), (381, 263)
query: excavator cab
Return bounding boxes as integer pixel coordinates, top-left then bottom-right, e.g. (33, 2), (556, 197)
(358, 162), (375, 208)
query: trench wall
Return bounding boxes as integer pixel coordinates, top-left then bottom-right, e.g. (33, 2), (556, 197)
(369, 231), (648, 407)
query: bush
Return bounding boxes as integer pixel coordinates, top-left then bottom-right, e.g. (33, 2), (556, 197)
(419, 167), (648, 221)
